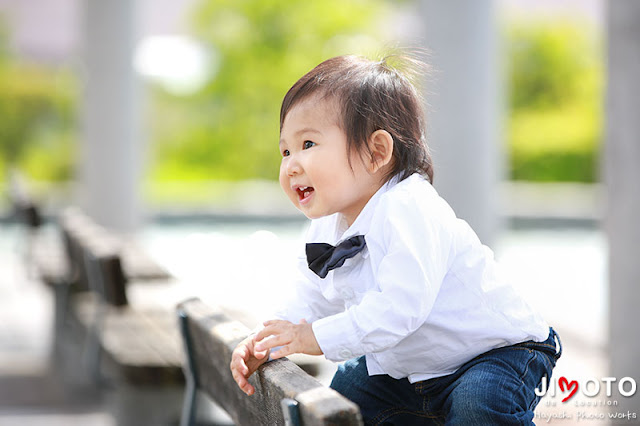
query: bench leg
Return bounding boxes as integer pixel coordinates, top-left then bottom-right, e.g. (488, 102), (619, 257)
(83, 306), (105, 385)
(52, 302), (95, 391)
(180, 377), (197, 426)
(50, 282), (70, 365)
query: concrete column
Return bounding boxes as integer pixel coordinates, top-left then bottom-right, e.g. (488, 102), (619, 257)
(605, 1), (640, 413)
(78, 0), (142, 233)
(419, 0), (501, 245)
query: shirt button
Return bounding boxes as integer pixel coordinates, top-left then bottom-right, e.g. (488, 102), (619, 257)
(339, 349), (352, 359)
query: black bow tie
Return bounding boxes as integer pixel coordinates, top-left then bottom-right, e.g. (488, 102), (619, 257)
(306, 235), (366, 279)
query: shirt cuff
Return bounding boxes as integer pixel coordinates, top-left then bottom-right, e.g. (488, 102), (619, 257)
(312, 313), (362, 362)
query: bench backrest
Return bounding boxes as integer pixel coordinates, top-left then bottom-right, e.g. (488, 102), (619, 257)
(59, 208), (95, 291)
(7, 170), (42, 229)
(83, 242), (128, 307)
(59, 208), (128, 305)
(177, 298), (362, 426)
(59, 207), (171, 294)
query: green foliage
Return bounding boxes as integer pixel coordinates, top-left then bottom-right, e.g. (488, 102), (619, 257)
(0, 7), (603, 186)
(152, 6), (603, 184)
(148, 0), (391, 182)
(0, 21), (77, 181)
(506, 21), (602, 182)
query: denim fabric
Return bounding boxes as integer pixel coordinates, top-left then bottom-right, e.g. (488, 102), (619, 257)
(330, 328), (561, 425)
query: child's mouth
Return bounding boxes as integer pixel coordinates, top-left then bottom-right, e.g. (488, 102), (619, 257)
(296, 186), (315, 204)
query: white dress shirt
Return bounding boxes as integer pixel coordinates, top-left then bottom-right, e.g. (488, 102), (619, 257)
(274, 173), (549, 383)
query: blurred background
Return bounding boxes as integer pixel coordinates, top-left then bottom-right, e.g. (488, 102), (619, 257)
(0, 0), (638, 424)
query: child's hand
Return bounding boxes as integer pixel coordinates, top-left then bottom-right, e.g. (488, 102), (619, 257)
(254, 319), (323, 360)
(230, 334), (269, 396)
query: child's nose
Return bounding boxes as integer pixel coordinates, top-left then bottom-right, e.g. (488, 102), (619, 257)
(285, 156), (302, 176)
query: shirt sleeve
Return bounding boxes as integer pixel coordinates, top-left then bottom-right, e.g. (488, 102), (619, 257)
(312, 192), (454, 361)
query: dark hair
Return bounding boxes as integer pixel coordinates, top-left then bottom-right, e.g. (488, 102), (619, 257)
(280, 54), (434, 183)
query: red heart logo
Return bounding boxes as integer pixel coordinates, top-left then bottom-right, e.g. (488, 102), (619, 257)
(558, 377), (579, 402)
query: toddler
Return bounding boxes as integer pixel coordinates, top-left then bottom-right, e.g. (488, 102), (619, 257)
(230, 54), (561, 425)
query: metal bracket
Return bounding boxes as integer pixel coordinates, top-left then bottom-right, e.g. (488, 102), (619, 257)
(281, 398), (301, 426)
(178, 309), (199, 426)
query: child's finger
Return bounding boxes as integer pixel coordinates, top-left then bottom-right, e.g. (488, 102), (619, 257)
(256, 323), (296, 348)
(255, 333), (290, 352)
(254, 348), (269, 360)
(232, 368), (254, 394)
(232, 369), (247, 388)
(233, 349), (252, 373)
(257, 319), (294, 338)
(255, 323), (283, 342)
(232, 352), (248, 373)
(269, 344), (291, 360)
(233, 368), (256, 395)
(231, 358), (246, 377)
(244, 384), (255, 396)
(233, 345), (249, 362)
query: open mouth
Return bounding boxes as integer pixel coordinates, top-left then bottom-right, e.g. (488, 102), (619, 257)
(296, 186), (315, 203)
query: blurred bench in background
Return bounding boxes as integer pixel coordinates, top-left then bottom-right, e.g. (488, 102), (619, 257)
(74, 239), (185, 426)
(7, 183), (189, 424)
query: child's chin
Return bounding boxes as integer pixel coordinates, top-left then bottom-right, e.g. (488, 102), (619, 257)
(298, 209), (324, 220)
(300, 211), (317, 220)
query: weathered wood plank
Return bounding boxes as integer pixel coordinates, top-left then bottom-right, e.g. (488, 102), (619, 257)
(70, 250), (185, 386)
(59, 207), (171, 286)
(178, 298), (362, 426)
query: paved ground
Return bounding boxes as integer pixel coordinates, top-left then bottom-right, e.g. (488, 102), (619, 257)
(0, 225), (114, 425)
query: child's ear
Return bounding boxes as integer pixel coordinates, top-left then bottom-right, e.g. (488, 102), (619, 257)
(368, 130), (394, 173)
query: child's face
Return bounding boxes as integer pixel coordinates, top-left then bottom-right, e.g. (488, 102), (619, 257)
(279, 96), (381, 226)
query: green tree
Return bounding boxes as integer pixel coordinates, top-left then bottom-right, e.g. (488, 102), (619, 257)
(0, 20), (76, 181)
(506, 21), (603, 182)
(149, 0), (391, 182)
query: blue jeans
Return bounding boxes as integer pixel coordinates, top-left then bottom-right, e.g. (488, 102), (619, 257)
(330, 328), (562, 425)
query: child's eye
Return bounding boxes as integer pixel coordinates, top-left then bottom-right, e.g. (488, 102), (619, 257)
(303, 140), (316, 149)
(282, 149), (290, 157)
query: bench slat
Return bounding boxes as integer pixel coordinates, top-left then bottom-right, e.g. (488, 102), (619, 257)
(177, 298), (362, 426)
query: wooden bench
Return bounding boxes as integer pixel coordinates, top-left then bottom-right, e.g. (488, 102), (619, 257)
(6, 203), (173, 348)
(70, 234), (188, 425)
(6, 172), (47, 278)
(177, 298), (363, 426)
(21, 207), (173, 383)
(58, 207), (172, 290)
(71, 214), (191, 419)
(9, 204), (188, 424)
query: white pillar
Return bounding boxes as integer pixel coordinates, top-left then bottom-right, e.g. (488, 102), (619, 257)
(605, 0), (640, 413)
(78, 0), (142, 233)
(419, 0), (501, 245)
